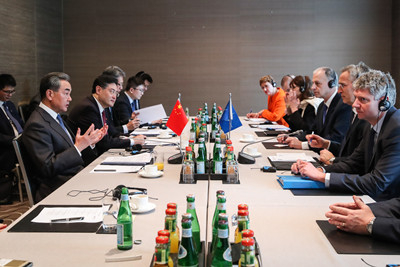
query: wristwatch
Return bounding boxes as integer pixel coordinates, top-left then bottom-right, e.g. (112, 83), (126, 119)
(329, 157), (336, 163)
(366, 217), (376, 234)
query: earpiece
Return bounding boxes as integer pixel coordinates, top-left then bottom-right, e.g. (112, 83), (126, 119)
(378, 76), (391, 112)
(112, 185), (147, 199)
(270, 79), (277, 88)
(300, 76), (306, 93)
(328, 79), (336, 88)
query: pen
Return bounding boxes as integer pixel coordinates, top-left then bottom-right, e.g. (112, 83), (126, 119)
(94, 169), (116, 172)
(309, 131), (314, 144)
(51, 217), (84, 223)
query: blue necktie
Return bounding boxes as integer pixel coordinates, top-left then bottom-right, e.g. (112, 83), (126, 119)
(131, 101), (136, 113)
(322, 104), (328, 125)
(4, 102), (23, 134)
(57, 114), (73, 143)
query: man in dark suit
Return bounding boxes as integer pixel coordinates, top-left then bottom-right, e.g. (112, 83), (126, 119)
(113, 75), (144, 130)
(306, 62), (370, 164)
(22, 72), (106, 201)
(0, 74), (24, 173)
(325, 195), (400, 244)
(68, 74), (145, 157)
(292, 70), (400, 201)
(279, 67), (352, 149)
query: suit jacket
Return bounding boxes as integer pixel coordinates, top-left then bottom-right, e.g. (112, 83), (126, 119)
(368, 197), (400, 244)
(0, 101), (24, 172)
(298, 93), (352, 143)
(22, 107), (85, 201)
(67, 95), (131, 156)
(284, 104), (316, 133)
(326, 107), (400, 201)
(260, 88), (288, 127)
(329, 113), (368, 159)
(113, 92), (134, 127)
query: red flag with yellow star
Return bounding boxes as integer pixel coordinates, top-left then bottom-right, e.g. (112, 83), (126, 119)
(166, 99), (188, 136)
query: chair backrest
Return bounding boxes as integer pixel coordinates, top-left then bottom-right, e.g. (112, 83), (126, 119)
(12, 134), (35, 207)
(18, 103), (30, 124)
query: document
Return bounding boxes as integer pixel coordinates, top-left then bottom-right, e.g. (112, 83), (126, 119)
(31, 207), (103, 223)
(258, 124), (291, 130)
(136, 104), (167, 124)
(101, 153), (152, 165)
(90, 165), (143, 173)
(269, 153), (315, 162)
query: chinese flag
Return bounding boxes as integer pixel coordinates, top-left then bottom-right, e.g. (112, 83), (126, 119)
(166, 99), (188, 136)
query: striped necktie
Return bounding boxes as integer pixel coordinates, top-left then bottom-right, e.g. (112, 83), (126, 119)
(3, 102), (23, 134)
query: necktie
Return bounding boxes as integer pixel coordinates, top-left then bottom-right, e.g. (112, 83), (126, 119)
(366, 128), (376, 165)
(131, 101), (136, 113)
(4, 102), (23, 134)
(57, 114), (73, 143)
(102, 110), (107, 125)
(322, 104), (328, 125)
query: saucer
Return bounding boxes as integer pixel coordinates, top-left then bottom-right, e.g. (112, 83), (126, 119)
(247, 152), (262, 157)
(131, 202), (156, 213)
(157, 135), (172, 139)
(240, 138), (256, 143)
(248, 118), (266, 123)
(138, 170), (163, 178)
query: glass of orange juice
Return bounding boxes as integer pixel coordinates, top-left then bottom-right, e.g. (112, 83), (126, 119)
(153, 151), (164, 171)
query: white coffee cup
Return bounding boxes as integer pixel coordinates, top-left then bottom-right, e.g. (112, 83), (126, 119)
(159, 131), (170, 137)
(131, 194), (149, 210)
(144, 164), (158, 174)
(245, 146), (258, 155)
(242, 133), (254, 141)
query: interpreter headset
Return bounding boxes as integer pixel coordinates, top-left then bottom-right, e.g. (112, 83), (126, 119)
(378, 76), (390, 111)
(112, 185), (147, 200)
(300, 76), (307, 93)
(327, 71), (338, 88)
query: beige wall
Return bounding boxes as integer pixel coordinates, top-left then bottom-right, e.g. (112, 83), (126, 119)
(1, 0), (398, 114)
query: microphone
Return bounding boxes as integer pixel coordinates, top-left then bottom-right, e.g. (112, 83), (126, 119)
(145, 138), (184, 164)
(237, 137), (276, 164)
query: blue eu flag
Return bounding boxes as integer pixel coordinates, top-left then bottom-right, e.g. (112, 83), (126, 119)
(219, 99), (242, 133)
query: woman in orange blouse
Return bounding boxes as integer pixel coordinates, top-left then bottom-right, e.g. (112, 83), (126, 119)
(246, 75), (289, 127)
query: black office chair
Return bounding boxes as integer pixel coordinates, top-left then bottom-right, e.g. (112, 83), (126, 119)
(12, 135), (35, 207)
(17, 103), (30, 124)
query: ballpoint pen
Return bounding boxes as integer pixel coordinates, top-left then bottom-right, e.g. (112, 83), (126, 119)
(51, 217), (84, 223)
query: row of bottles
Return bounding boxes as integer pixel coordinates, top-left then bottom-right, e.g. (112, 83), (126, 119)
(189, 103), (225, 143)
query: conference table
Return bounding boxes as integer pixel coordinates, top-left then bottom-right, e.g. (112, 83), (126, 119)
(1, 118), (399, 266)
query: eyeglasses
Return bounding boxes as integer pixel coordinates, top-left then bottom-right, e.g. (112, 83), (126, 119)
(135, 88), (145, 93)
(2, 89), (16, 95)
(107, 88), (120, 97)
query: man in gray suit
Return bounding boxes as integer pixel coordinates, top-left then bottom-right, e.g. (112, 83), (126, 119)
(292, 70), (400, 201)
(22, 72), (106, 202)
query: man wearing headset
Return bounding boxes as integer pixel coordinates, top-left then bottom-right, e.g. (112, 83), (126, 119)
(278, 67), (352, 149)
(292, 70), (400, 201)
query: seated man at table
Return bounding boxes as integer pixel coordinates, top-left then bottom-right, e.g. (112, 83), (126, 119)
(67, 74), (145, 157)
(113, 75), (144, 132)
(291, 70), (400, 201)
(22, 72), (106, 201)
(306, 62), (370, 164)
(279, 67), (352, 150)
(326, 195), (400, 244)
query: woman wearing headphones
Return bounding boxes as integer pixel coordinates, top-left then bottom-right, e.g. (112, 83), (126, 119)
(246, 75), (289, 126)
(284, 75), (323, 132)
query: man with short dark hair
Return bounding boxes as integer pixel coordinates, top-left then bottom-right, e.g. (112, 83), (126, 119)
(292, 70), (400, 201)
(68, 74), (145, 157)
(23, 72), (105, 201)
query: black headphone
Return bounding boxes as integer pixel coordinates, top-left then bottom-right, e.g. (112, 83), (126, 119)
(270, 79), (277, 88)
(112, 185), (147, 200)
(300, 76), (306, 93)
(378, 77), (391, 111)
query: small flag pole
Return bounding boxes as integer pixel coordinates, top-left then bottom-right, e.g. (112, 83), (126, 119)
(178, 93), (183, 145)
(228, 93), (232, 140)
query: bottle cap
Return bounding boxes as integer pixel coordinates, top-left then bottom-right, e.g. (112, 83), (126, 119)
(226, 140), (232, 145)
(158, 230), (170, 237)
(202, 123), (207, 126)
(182, 213), (192, 220)
(241, 237), (255, 246)
(165, 208), (176, 215)
(228, 147), (234, 152)
(189, 140), (195, 144)
(186, 194), (195, 201)
(156, 236), (169, 244)
(167, 203), (177, 209)
(238, 204), (249, 210)
(186, 146), (192, 152)
(238, 210), (249, 216)
(242, 229), (254, 238)
(216, 190), (225, 196)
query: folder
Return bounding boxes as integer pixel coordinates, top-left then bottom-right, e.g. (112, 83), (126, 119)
(277, 175), (325, 189)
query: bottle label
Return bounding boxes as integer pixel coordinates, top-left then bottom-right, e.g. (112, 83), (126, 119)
(155, 248), (168, 264)
(196, 161), (205, 174)
(187, 202), (195, 210)
(217, 203), (226, 211)
(240, 250), (255, 265)
(182, 228), (192, 238)
(178, 245), (187, 259)
(223, 247), (232, 262)
(238, 220), (249, 231)
(214, 161), (223, 174)
(218, 228), (229, 238)
(165, 218), (176, 232)
(120, 194), (129, 201)
(116, 224), (124, 245)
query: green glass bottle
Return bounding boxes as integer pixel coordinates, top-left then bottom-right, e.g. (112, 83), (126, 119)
(196, 137), (206, 174)
(178, 218), (199, 267)
(201, 123), (208, 142)
(165, 208), (180, 254)
(211, 103), (217, 122)
(210, 196), (227, 252)
(157, 230), (173, 267)
(117, 187), (133, 250)
(199, 133), (207, 162)
(204, 103), (209, 123)
(226, 146), (238, 183)
(186, 194), (201, 254)
(211, 217), (232, 267)
(189, 140), (196, 159)
(211, 190), (225, 233)
(239, 238), (255, 267)
(167, 203), (180, 241)
(154, 236), (169, 266)
(211, 116), (218, 140)
(213, 139), (223, 174)
(234, 210), (250, 244)
(182, 146), (195, 183)
(190, 119), (196, 142)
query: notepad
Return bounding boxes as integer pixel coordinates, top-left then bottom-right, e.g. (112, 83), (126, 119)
(277, 175), (325, 189)
(101, 153), (152, 165)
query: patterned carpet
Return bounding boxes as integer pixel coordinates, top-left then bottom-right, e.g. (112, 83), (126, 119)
(0, 196), (31, 228)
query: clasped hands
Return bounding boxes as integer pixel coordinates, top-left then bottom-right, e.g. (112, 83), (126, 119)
(75, 123), (108, 152)
(290, 159), (326, 183)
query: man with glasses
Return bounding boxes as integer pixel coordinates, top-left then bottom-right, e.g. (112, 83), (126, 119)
(68, 74), (145, 157)
(113, 76), (144, 132)
(0, 74), (24, 203)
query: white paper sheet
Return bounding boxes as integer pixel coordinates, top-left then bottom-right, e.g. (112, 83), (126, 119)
(101, 153), (152, 165)
(269, 153), (315, 162)
(90, 165), (143, 173)
(258, 124), (291, 130)
(136, 104), (167, 124)
(31, 207), (103, 223)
